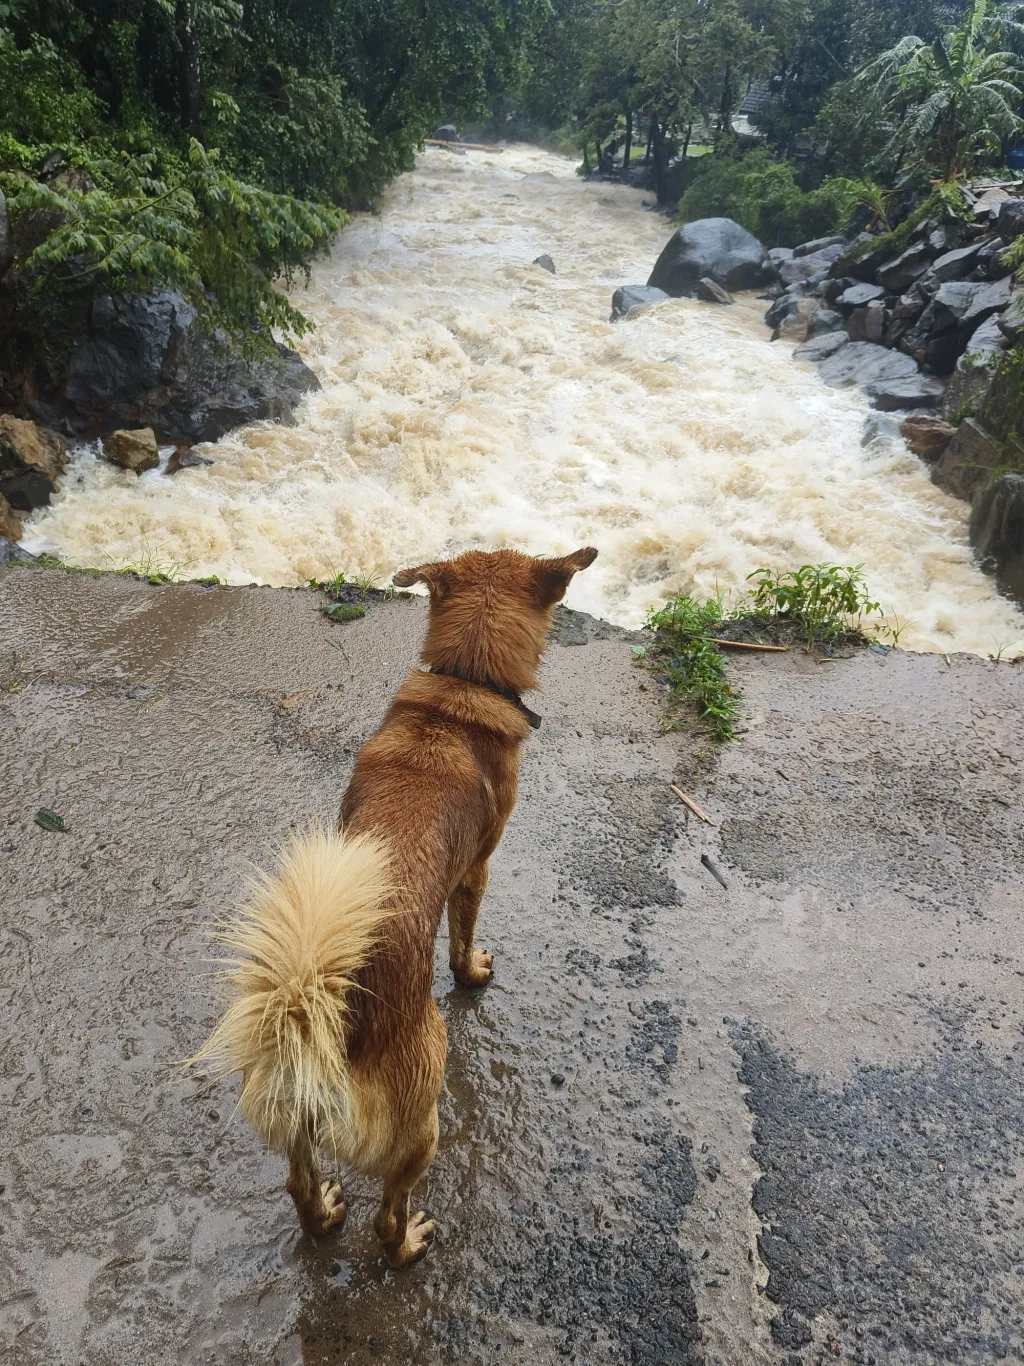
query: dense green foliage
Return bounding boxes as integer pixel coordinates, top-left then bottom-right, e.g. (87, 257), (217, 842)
(0, 0), (542, 346)
(678, 149), (861, 246)
(644, 591), (740, 741)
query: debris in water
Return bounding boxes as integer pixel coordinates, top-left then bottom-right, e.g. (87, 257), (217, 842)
(35, 808), (67, 832)
(701, 853), (728, 889)
(324, 603), (365, 623)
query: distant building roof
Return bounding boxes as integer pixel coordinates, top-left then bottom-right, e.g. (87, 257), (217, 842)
(738, 77), (783, 117)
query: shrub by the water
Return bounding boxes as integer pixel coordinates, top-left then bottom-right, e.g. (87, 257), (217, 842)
(678, 151), (861, 247)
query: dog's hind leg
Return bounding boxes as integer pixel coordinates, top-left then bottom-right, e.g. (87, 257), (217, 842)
(373, 1103), (439, 1268)
(448, 859), (493, 987)
(285, 1126), (347, 1239)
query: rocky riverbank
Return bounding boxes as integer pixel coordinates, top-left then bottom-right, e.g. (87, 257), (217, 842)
(609, 188), (1024, 604)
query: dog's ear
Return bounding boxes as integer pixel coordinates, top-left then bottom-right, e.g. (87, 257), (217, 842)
(392, 561), (453, 597)
(533, 546), (598, 606)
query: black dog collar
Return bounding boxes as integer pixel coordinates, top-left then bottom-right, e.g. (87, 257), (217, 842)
(429, 668), (542, 729)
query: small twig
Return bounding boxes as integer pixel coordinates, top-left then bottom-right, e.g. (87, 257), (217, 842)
(701, 854), (729, 889)
(670, 785), (714, 825)
(710, 639), (789, 652)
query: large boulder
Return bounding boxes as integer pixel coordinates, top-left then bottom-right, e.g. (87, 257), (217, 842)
(838, 282), (885, 309)
(533, 254), (556, 274)
(434, 124), (458, 142)
(970, 472), (1024, 602)
(943, 315), (1007, 419)
(648, 218), (771, 297)
(996, 199), (1024, 241)
(0, 414), (67, 511)
(863, 374), (945, 411)
(793, 332), (849, 363)
(22, 291), (320, 444)
(817, 340), (919, 389)
(931, 240), (988, 282)
(610, 285), (669, 320)
(102, 427), (160, 473)
(931, 417), (1003, 499)
(998, 290), (1024, 343)
(877, 241), (932, 292)
(777, 243), (845, 287)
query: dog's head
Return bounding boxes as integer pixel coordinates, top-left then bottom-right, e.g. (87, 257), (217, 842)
(393, 546), (598, 693)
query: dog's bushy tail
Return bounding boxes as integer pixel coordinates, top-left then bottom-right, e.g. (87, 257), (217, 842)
(193, 827), (394, 1155)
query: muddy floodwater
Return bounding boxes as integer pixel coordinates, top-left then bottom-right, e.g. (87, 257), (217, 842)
(20, 143), (1024, 658)
(1, 568), (1023, 1365)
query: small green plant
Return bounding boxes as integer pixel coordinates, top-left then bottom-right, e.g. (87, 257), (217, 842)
(323, 602), (365, 623)
(745, 563), (882, 651)
(644, 591), (739, 742)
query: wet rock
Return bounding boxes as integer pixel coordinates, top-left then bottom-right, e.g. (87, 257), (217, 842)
(0, 490), (22, 541)
(101, 427), (160, 473)
(818, 341), (918, 389)
(847, 300), (885, 344)
(890, 285), (929, 324)
(959, 273), (1014, 336)
(778, 298), (822, 342)
(997, 289), (1024, 343)
(969, 472), (1024, 601)
(877, 242), (932, 291)
(839, 282), (885, 309)
(828, 234), (892, 282)
(974, 187), (1013, 221)
(768, 246), (794, 267)
(864, 374), (945, 411)
(25, 291), (321, 444)
(932, 240), (989, 281)
(899, 414), (957, 460)
(610, 285), (669, 320)
(793, 331), (849, 362)
(765, 285), (807, 328)
(929, 222), (965, 254)
(778, 244), (845, 287)
(943, 315), (1007, 418)
(931, 417), (1003, 499)
(697, 277), (733, 305)
(978, 237), (1013, 279)
(0, 413), (68, 511)
(648, 217), (771, 297)
(793, 234), (847, 259)
(434, 124), (458, 141)
(166, 447), (213, 475)
(996, 199), (1024, 241)
(0, 535), (37, 564)
(810, 307), (843, 335)
(929, 280), (981, 330)
(823, 276), (853, 305)
(533, 254), (556, 274)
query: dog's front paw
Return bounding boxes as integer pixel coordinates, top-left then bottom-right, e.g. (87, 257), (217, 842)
(296, 1180), (347, 1239)
(451, 947), (493, 988)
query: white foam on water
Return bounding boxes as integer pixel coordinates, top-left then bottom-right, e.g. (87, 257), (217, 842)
(23, 144), (1024, 656)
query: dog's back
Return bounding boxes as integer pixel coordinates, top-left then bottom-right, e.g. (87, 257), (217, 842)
(197, 545), (597, 1265)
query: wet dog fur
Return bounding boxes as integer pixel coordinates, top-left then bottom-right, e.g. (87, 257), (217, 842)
(196, 545), (597, 1266)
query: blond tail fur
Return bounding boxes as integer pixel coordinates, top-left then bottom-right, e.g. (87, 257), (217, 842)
(192, 827), (394, 1157)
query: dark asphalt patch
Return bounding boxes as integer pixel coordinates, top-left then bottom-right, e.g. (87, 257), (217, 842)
(734, 1022), (1024, 1364)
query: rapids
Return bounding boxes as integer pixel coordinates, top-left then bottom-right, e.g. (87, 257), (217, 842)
(22, 144), (1024, 656)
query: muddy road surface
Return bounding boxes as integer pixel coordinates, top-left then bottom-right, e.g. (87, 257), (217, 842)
(1, 568), (1022, 1366)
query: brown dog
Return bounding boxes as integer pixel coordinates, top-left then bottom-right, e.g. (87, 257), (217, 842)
(196, 545), (597, 1267)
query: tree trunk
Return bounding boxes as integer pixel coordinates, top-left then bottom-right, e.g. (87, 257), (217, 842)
(652, 121), (669, 206)
(644, 122), (654, 165)
(623, 110), (633, 173)
(716, 63), (733, 148)
(682, 122), (692, 157)
(595, 139), (603, 171)
(176, 0), (202, 139)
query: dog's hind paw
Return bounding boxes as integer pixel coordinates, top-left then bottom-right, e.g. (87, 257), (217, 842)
(451, 947), (493, 988)
(387, 1211), (435, 1268)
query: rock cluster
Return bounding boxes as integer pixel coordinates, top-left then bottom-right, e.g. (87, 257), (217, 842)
(760, 185), (1024, 603)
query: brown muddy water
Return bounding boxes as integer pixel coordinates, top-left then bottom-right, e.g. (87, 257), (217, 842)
(18, 143), (1024, 658)
(1, 568), (1023, 1366)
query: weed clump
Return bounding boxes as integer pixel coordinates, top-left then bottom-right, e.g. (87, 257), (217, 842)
(643, 563), (886, 741)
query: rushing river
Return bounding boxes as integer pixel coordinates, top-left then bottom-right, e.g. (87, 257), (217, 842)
(23, 144), (1024, 655)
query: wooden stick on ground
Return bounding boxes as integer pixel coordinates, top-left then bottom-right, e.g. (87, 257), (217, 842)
(425, 140), (505, 152)
(710, 638), (789, 651)
(670, 785), (715, 825)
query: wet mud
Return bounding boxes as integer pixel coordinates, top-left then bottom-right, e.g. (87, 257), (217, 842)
(1, 568), (1022, 1365)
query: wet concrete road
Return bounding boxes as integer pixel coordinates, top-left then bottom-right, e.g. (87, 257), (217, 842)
(0, 568), (1022, 1366)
